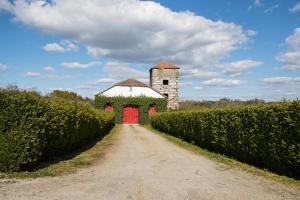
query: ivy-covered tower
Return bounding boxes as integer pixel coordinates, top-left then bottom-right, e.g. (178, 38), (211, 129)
(150, 61), (179, 109)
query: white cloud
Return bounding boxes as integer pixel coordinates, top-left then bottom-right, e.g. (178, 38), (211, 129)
(181, 68), (219, 79)
(79, 78), (118, 90)
(136, 78), (149, 84)
(103, 62), (148, 79)
(254, 0), (263, 7)
(248, 0), (263, 11)
(61, 61), (100, 69)
(263, 76), (300, 84)
(43, 66), (55, 72)
(0, 63), (8, 72)
(64, 41), (79, 52)
(193, 86), (203, 90)
(264, 4), (280, 14)
(180, 82), (194, 88)
(79, 62), (148, 89)
(289, 2), (300, 13)
(264, 77), (291, 84)
(0, 0), (12, 11)
(218, 59), (262, 75)
(285, 92), (297, 96)
(203, 78), (245, 86)
(246, 30), (257, 36)
(40, 74), (73, 80)
(294, 77), (300, 82)
(277, 28), (300, 71)
(86, 78), (117, 86)
(24, 71), (41, 77)
(229, 72), (242, 77)
(24, 71), (73, 80)
(43, 41), (78, 53)
(43, 43), (65, 52)
(286, 28), (300, 48)
(1, 0), (250, 67)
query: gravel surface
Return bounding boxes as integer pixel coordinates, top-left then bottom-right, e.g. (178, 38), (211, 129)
(0, 125), (299, 200)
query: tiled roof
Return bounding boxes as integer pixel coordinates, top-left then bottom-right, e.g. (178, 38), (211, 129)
(152, 61), (179, 69)
(115, 79), (147, 87)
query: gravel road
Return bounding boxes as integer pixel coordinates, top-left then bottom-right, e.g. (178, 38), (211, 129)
(0, 125), (299, 200)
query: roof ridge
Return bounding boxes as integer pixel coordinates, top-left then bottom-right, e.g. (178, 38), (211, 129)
(115, 79), (147, 87)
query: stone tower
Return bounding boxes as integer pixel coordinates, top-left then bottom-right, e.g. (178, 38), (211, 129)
(150, 61), (179, 109)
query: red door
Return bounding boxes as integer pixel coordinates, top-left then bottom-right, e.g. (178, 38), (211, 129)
(123, 106), (139, 124)
(105, 104), (113, 112)
(148, 104), (156, 118)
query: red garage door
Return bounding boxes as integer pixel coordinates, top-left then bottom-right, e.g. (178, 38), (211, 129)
(123, 106), (139, 124)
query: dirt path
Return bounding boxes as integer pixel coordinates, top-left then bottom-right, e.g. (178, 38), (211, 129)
(0, 125), (299, 200)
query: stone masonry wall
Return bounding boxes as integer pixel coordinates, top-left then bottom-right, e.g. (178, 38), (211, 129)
(150, 68), (179, 109)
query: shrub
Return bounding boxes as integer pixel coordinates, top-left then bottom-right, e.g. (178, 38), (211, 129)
(0, 89), (115, 171)
(151, 102), (300, 178)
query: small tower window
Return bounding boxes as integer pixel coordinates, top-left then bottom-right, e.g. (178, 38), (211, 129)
(163, 80), (169, 85)
(163, 93), (169, 98)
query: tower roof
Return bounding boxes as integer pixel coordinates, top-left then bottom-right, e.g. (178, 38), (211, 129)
(152, 61), (179, 69)
(115, 79), (147, 87)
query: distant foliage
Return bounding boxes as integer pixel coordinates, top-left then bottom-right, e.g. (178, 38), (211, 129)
(0, 88), (115, 171)
(179, 98), (266, 110)
(151, 102), (300, 178)
(48, 90), (94, 105)
(95, 96), (167, 124)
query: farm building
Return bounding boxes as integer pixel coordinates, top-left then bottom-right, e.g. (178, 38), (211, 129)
(95, 61), (179, 124)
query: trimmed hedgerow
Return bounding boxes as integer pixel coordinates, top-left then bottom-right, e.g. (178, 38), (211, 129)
(0, 89), (115, 171)
(95, 96), (167, 124)
(151, 101), (300, 179)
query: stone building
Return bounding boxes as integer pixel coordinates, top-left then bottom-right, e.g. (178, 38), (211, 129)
(96, 61), (179, 124)
(150, 61), (179, 109)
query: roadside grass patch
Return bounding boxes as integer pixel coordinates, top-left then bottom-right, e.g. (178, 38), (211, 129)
(0, 125), (120, 179)
(144, 125), (300, 188)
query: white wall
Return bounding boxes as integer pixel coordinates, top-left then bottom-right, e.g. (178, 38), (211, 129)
(101, 86), (165, 98)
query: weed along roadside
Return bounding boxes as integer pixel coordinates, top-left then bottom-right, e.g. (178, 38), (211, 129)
(0, 88), (116, 177)
(150, 101), (300, 180)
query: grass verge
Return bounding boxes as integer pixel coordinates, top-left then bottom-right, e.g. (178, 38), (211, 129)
(144, 125), (300, 188)
(0, 125), (120, 179)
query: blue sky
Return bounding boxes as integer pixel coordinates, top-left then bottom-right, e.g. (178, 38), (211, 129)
(0, 0), (299, 101)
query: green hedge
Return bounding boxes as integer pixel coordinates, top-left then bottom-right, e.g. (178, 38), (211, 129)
(151, 101), (300, 178)
(95, 96), (167, 124)
(0, 89), (115, 171)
